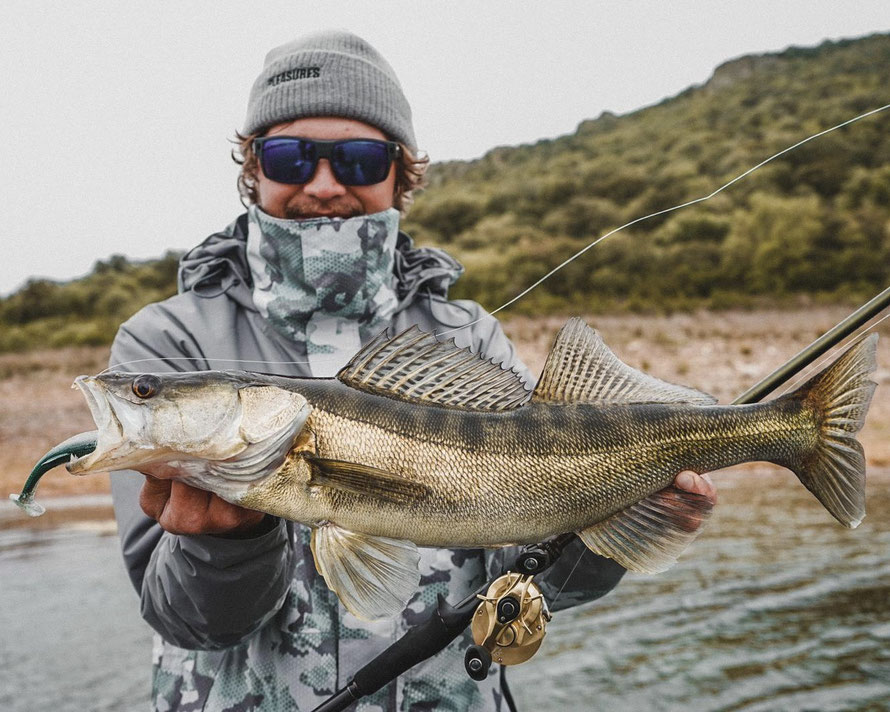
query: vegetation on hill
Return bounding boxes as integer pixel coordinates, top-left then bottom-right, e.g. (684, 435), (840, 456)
(403, 33), (890, 312)
(2, 33), (889, 352)
(0, 254), (179, 352)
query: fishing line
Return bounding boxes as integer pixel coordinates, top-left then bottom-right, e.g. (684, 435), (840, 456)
(435, 101), (890, 338)
(123, 102), (890, 371)
(772, 310), (890, 399)
(101, 355), (317, 375)
(548, 547), (587, 609)
(56, 84), (888, 709)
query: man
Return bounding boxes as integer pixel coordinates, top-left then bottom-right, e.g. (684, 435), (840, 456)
(111, 30), (716, 711)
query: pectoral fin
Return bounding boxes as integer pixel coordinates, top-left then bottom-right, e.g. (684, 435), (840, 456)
(577, 485), (713, 573)
(305, 454), (431, 504)
(311, 524), (421, 620)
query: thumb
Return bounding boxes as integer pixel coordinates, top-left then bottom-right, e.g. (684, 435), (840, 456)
(139, 475), (173, 522)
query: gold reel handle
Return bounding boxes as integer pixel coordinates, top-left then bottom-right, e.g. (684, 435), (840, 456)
(470, 571), (551, 668)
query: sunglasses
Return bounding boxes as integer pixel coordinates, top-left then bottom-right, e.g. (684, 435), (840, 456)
(253, 136), (401, 186)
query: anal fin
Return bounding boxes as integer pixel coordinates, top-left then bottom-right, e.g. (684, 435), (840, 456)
(577, 485), (713, 574)
(311, 524), (421, 620)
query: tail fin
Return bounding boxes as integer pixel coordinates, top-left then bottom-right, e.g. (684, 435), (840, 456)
(786, 333), (878, 528)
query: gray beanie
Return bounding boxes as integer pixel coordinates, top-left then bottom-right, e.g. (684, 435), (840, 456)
(243, 30), (416, 150)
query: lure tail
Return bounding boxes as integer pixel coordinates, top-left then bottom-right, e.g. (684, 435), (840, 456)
(9, 430), (98, 517)
(783, 334), (878, 528)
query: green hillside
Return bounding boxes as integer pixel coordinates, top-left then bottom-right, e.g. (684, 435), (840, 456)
(403, 33), (890, 312)
(0, 254), (180, 352)
(2, 33), (889, 352)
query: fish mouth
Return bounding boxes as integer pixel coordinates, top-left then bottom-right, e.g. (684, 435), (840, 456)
(68, 376), (132, 474)
(67, 376), (310, 480)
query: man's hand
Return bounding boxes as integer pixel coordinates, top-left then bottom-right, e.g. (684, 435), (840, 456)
(673, 470), (717, 505)
(140, 476), (268, 537)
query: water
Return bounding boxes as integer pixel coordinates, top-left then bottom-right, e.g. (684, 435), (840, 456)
(0, 512), (152, 711)
(512, 467), (890, 711)
(1, 469), (889, 711)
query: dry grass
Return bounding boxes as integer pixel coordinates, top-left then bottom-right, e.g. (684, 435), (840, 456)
(1, 307), (888, 500)
(0, 346), (110, 498)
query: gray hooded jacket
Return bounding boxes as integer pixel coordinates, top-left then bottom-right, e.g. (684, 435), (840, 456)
(110, 214), (625, 712)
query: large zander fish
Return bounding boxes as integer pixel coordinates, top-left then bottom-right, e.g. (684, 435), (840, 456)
(20, 319), (878, 620)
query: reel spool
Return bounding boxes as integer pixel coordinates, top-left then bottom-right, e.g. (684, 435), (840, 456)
(465, 571), (551, 680)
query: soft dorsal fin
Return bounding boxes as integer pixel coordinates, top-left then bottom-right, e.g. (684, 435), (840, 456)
(532, 318), (716, 405)
(338, 326), (531, 411)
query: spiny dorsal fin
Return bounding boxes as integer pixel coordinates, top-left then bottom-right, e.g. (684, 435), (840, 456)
(577, 485), (713, 573)
(532, 318), (716, 405)
(338, 326), (531, 411)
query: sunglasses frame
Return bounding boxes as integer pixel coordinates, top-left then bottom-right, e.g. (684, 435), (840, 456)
(253, 136), (402, 186)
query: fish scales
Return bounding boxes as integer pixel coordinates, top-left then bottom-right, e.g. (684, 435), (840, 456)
(240, 379), (817, 547)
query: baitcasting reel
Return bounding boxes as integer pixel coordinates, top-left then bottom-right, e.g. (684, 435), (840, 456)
(464, 571), (551, 681)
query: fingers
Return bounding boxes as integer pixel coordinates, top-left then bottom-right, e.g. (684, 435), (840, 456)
(674, 471), (717, 505)
(139, 476), (266, 536)
(139, 475), (172, 522)
(203, 489), (268, 536)
(159, 480), (214, 534)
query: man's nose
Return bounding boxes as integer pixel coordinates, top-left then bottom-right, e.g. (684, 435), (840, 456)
(303, 159), (347, 199)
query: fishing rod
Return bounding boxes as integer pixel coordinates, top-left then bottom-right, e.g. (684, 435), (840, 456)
(12, 294), (884, 712)
(310, 284), (889, 712)
(733, 284), (890, 405)
(10, 292), (886, 710)
(12, 296), (890, 712)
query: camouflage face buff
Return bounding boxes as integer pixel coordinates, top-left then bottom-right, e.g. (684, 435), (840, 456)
(246, 206), (400, 376)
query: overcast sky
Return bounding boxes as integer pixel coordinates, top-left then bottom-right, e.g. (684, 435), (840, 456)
(1, 1), (888, 295)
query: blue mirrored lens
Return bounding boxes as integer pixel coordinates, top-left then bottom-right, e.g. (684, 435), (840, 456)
(331, 141), (390, 185)
(261, 138), (316, 184)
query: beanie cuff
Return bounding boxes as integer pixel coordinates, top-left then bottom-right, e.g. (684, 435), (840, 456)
(243, 33), (416, 150)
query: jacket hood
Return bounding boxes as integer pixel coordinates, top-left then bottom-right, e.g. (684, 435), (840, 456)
(178, 213), (464, 313)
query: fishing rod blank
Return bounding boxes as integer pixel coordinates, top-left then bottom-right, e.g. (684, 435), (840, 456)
(309, 535), (575, 712)
(734, 284), (890, 405)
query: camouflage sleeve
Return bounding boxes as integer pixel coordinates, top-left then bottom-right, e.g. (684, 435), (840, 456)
(109, 308), (297, 650)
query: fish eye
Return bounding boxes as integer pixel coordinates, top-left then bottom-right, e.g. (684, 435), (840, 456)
(132, 375), (161, 399)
